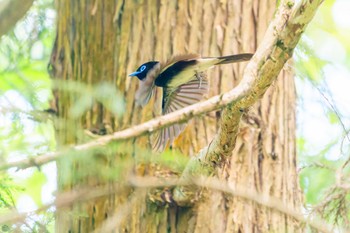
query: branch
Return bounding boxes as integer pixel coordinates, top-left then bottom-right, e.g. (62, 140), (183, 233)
(0, 176), (341, 233)
(0, 0), (323, 174)
(129, 176), (337, 233)
(0, 0), (34, 38)
(173, 0), (324, 204)
(0, 182), (128, 225)
(0, 71), (249, 170)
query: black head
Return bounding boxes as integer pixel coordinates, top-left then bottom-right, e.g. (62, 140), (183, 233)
(129, 61), (159, 80)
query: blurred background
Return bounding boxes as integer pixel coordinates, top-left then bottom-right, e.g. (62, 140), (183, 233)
(0, 0), (349, 231)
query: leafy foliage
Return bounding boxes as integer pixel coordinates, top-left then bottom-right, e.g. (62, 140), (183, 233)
(296, 0), (350, 229)
(0, 0), (57, 230)
(0, 174), (22, 208)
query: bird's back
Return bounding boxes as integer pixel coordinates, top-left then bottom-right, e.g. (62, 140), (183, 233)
(155, 54), (201, 88)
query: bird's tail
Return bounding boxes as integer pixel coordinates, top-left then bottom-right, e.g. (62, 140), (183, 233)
(215, 53), (254, 65)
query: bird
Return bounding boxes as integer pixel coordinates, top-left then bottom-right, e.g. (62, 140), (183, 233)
(129, 53), (253, 152)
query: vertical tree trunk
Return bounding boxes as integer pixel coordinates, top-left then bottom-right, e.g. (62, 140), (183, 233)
(52, 0), (302, 232)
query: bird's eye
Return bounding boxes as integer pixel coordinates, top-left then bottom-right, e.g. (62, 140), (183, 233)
(140, 65), (146, 72)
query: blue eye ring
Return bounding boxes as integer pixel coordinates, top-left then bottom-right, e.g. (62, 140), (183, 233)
(140, 65), (146, 72)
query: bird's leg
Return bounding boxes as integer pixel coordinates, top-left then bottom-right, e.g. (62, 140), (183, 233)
(195, 71), (203, 88)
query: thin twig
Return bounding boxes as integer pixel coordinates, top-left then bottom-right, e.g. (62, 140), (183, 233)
(314, 84), (350, 145)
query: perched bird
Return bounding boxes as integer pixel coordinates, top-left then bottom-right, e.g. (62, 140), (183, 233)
(129, 53), (253, 151)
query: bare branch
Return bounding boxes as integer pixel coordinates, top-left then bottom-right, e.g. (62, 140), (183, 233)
(0, 0), (34, 38)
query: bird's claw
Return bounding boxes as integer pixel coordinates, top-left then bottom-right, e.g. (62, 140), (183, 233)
(195, 71), (203, 88)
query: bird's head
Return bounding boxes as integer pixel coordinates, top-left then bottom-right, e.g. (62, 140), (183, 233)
(129, 61), (159, 81)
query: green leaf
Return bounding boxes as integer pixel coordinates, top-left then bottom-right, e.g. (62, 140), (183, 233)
(21, 171), (47, 206)
(327, 111), (339, 124)
(300, 167), (335, 204)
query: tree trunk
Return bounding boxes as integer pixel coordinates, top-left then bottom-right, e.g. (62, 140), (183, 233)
(52, 0), (302, 232)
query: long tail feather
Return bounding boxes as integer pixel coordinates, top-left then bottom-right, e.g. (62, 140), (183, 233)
(215, 53), (253, 65)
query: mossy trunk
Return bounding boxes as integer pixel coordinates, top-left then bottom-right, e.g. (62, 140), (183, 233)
(51, 0), (302, 232)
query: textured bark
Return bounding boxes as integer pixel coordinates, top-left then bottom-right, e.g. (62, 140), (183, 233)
(52, 0), (302, 232)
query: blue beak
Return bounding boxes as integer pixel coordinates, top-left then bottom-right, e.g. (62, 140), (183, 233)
(129, 71), (140, 77)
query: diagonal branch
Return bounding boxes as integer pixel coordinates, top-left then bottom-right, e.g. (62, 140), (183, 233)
(206, 0), (325, 163)
(0, 0), (323, 174)
(0, 182), (128, 225)
(130, 176), (338, 233)
(0, 70), (249, 170)
(173, 0), (324, 204)
(0, 176), (340, 233)
(0, 0), (34, 38)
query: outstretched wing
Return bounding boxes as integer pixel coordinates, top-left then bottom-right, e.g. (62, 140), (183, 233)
(153, 73), (208, 152)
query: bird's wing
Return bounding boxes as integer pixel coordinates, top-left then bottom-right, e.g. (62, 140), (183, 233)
(135, 63), (161, 106)
(155, 54), (202, 88)
(157, 54), (221, 89)
(152, 73), (208, 152)
(158, 54), (253, 89)
(161, 54), (200, 70)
